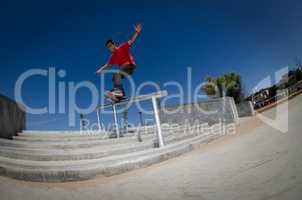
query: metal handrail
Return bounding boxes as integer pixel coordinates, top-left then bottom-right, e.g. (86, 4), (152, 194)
(95, 90), (168, 148)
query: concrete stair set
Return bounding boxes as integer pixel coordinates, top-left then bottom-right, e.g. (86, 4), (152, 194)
(0, 123), (233, 182)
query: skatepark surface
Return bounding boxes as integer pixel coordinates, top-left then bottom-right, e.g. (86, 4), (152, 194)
(1, 94), (302, 200)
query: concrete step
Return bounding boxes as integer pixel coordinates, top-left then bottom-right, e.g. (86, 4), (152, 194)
(21, 127), (155, 135)
(20, 130), (107, 136)
(14, 130), (158, 141)
(0, 137), (144, 149)
(18, 128), (155, 138)
(14, 135), (111, 142)
(0, 129), (214, 161)
(0, 140), (153, 161)
(17, 124), (199, 138)
(7, 131), (161, 148)
(0, 134), (151, 149)
(18, 131), (131, 138)
(0, 133), (219, 182)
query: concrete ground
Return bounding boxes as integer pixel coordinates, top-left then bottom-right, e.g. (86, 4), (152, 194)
(1, 95), (302, 200)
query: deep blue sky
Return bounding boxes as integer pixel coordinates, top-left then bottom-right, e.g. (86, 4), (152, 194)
(0, 0), (301, 130)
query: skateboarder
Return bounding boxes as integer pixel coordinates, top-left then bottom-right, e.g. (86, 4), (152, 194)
(96, 24), (142, 101)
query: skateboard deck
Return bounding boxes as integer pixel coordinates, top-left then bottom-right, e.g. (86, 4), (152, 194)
(104, 90), (128, 103)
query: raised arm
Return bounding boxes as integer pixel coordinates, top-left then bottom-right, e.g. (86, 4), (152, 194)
(129, 24), (142, 45)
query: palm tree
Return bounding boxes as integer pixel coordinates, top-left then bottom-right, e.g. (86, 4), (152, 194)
(202, 72), (244, 104)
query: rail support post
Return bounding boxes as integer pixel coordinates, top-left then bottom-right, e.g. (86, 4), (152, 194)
(152, 96), (164, 147)
(96, 108), (102, 131)
(112, 103), (120, 138)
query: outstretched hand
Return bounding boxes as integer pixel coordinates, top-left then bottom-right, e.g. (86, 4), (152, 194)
(96, 69), (102, 74)
(134, 24), (142, 33)
(96, 64), (108, 75)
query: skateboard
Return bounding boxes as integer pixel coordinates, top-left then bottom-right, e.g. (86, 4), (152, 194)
(104, 90), (128, 103)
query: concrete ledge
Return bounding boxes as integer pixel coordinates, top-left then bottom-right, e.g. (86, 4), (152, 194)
(0, 94), (26, 139)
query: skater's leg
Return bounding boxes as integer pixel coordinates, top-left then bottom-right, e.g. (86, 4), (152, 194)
(111, 73), (125, 98)
(120, 64), (136, 79)
(112, 73), (122, 89)
(109, 64), (136, 99)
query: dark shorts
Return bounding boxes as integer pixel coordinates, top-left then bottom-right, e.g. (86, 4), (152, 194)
(119, 64), (136, 78)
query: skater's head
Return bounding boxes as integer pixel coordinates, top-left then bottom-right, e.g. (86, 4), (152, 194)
(105, 39), (117, 52)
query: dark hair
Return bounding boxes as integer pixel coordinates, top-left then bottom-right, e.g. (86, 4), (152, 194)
(105, 39), (115, 47)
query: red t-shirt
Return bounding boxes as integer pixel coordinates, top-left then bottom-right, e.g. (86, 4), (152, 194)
(107, 41), (136, 68)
